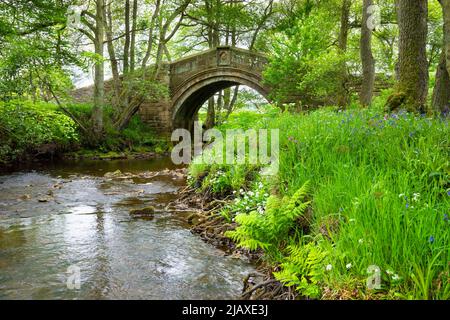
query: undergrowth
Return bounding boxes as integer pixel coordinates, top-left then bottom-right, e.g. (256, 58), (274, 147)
(188, 94), (450, 300)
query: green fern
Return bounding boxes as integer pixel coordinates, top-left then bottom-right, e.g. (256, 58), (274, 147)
(225, 181), (311, 256)
(274, 242), (326, 299)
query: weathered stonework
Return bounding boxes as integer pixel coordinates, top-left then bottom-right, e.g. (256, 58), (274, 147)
(72, 47), (271, 135)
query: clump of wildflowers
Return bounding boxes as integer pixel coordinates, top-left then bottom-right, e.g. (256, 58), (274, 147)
(223, 180), (270, 218)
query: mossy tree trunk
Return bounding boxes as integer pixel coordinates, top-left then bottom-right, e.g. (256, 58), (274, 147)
(432, 1), (450, 115)
(336, 0), (351, 108)
(92, 0), (105, 137)
(387, 0), (428, 113)
(359, 0), (375, 107)
(440, 0), (450, 76)
(432, 50), (450, 115)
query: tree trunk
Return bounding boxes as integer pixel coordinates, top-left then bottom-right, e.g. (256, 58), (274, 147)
(104, 3), (121, 108)
(205, 97), (216, 129)
(388, 0), (428, 113)
(432, 51), (450, 115)
(130, 0), (138, 72)
(359, 0), (375, 106)
(92, 0), (105, 136)
(142, 0), (161, 68)
(336, 0), (351, 107)
(440, 0), (450, 76)
(123, 0), (130, 75)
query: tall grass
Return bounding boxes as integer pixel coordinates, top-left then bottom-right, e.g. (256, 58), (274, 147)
(189, 99), (450, 299)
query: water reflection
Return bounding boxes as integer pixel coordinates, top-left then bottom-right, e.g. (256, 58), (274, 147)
(0, 159), (255, 299)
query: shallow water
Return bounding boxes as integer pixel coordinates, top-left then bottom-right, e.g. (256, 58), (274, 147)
(0, 158), (255, 300)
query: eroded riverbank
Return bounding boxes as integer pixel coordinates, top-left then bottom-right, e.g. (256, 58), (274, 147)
(0, 158), (256, 299)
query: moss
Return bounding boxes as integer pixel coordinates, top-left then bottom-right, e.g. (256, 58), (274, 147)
(385, 91), (429, 114)
(384, 91), (407, 113)
(129, 206), (156, 216)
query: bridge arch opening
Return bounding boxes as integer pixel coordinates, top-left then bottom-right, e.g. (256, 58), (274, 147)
(171, 72), (270, 132)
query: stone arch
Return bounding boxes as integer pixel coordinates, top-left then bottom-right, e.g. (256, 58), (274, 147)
(171, 68), (270, 131)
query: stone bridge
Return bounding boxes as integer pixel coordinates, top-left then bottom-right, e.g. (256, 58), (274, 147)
(73, 46), (271, 135)
(140, 46), (270, 134)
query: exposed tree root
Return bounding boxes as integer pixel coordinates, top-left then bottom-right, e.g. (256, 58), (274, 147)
(174, 185), (298, 300)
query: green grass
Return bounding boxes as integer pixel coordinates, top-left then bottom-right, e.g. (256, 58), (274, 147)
(188, 96), (450, 299)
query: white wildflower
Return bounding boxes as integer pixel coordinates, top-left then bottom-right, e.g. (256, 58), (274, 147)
(391, 274), (400, 281)
(346, 263), (352, 270)
(358, 238), (364, 244)
(412, 193), (420, 202)
(325, 264), (333, 271)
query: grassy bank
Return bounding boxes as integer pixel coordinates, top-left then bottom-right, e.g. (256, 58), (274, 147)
(188, 97), (450, 299)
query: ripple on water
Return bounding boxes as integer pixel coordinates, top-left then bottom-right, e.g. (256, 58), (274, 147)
(0, 159), (255, 300)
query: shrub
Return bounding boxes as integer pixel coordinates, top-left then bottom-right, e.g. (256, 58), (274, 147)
(0, 99), (79, 163)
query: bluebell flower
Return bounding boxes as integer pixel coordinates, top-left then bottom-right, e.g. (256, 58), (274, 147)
(405, 203), (409, 209)
(447, 190), (450, 196)
(429, 236), (435, 244)
(444, 214), (449, 222)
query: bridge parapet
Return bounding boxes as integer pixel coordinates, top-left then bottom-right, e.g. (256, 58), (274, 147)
(169, 46), (268, 97)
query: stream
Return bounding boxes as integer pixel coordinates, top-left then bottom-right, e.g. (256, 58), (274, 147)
(0, 157), (256, 300)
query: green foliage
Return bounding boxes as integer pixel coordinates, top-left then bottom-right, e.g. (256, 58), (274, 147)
(274, 242), (326, 299)
(64, 102), (168, 154)
(190, 102), (450, 299)
(121, 68), (170, 103)
(263, 5), (343, 104)
(0, 99), (79, 162)
(188, 159), (261, 197)
(0, 1), (80, 99)
(226, 182), (311, 256)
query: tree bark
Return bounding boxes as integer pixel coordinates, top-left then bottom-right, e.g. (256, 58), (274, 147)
(359, 0), (375, 106)
(440, 0), (450, 76)
(389, 0), (428, 113)
(104, 3), (121, 108)
(123, 0), (130, 75)
(336, 0), (351, 107)
(205, 97), (216, 129)
(431, 50), (450, 115)
(92, 0), (105, 136)
(142, 0), (161, 68)
(130, 0), (138, 72)
(203, 0), (220, 129)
